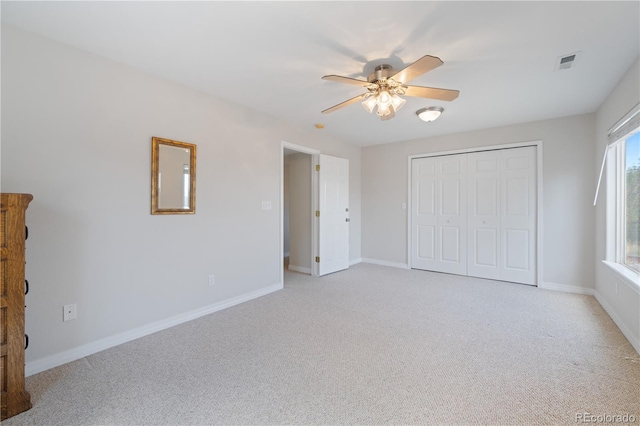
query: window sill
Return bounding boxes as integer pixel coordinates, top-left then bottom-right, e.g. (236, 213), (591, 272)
(602, 260), (640, 293)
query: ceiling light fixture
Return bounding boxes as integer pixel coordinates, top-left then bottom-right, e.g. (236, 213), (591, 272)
(416, 106), (444, 122)
(361, 86), (406, 118)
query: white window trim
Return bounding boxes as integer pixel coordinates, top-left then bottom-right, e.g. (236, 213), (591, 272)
(615, 141), (625, 264)
(603, 115), (640, 292)
(602, 261), (640, 293)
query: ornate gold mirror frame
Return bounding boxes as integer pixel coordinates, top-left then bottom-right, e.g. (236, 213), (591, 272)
(151, 136), (196, 215)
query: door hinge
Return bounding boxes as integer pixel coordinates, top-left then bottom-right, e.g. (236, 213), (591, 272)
(315, 256), (320, 263)
(315, 164), (320, 171)
(315, 210), (320, 217)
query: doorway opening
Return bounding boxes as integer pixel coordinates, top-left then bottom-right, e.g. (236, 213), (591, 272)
(280, 142), (351, 285)
(281, 142), (319, 285)
(284, 150), (312, 274)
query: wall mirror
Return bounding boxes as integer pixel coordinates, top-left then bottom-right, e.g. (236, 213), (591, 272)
(151, 136), (196, 214)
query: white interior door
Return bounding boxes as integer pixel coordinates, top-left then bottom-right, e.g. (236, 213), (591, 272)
(468, 150), (501, 280)
(412, 157), (438, 271)
(412, 154), (467, 275)
(438, 155), (468, 275)
(318, 154), (349, 276)
(499, 146), (536, 284)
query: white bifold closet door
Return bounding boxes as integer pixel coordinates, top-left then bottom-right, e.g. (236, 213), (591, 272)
(467, 146), (536, 284)
(411, 154), (468, 275)
(412, 146), (536, 285)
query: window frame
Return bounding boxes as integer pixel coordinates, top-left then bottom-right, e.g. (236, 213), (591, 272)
(604, 122), (640, 288)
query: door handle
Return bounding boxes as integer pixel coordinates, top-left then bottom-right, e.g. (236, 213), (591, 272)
(345, 208), (349, 212)
(345, 218), (350, 222)
(25, 279), (29, 295)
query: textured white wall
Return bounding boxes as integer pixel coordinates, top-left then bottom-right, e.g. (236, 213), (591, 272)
(594, 59), (640, 351)
(288, 153), (312, 270)
(1, 25), (361, 367)
(362, 114), (596, 290)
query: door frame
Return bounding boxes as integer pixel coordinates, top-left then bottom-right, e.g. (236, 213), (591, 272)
(407, 140), (544, 285)
(281, 141), (320, 285)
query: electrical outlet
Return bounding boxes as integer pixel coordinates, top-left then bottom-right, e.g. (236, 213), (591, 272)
(63, 304), (77, 322)
(208, 275), (215, 287)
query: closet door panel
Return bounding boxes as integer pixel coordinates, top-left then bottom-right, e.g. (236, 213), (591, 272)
(500, 146), (536, 285)
(412, 158), (439, 270)
(436, 155), (467, 275)
(475, 228), (498, 266)
(467, 151), (501, 280)
(440, 226), (461, 263)
(417, 226), (436, 260)
(504, 229), (530, 270)
(412, 155), (467, 275)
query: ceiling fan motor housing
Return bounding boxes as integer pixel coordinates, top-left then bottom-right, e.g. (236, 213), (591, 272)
(368, 64), (396, 83)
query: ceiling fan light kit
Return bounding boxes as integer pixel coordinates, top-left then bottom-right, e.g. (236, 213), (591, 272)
(321, 55), (459, 121)
(361, 95), (377, 113)
(416, 106), (444, 122)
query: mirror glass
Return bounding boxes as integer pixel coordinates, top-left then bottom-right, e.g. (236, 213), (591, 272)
(151, 137), (196, 214)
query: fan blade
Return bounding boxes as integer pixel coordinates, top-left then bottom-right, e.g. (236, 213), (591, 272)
(380, 106), (395, 121)
(322, 75), (371, 87)
(404, 85), (460, 101)
(390, 55), (443, 84)
(321, 93), (368, 114)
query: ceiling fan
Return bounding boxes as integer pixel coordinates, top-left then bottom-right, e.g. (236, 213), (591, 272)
(321, 55), (459, 121)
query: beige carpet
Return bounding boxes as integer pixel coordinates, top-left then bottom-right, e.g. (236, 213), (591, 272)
(5, 264), (639, 425)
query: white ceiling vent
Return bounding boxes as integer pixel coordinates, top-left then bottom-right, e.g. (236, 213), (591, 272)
(555, 51), (581, 71)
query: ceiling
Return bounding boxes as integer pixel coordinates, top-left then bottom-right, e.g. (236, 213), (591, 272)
(2, 1), (639, 147)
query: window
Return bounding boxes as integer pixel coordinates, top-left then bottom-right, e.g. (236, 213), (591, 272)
(602, 105), (640, 278)
(622, 132), (639, 272)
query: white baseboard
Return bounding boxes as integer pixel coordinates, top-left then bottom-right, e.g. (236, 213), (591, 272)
(349, 258), (362, 266)
(288, 264), (311, 274)
(25, 283), (283, 377)
(361, 258), (409, 269)
(538, 281), (595, 295)
(594, 291), (640, 355)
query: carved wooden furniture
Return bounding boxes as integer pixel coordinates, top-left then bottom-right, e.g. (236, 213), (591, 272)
(1, 193), (33, 420)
